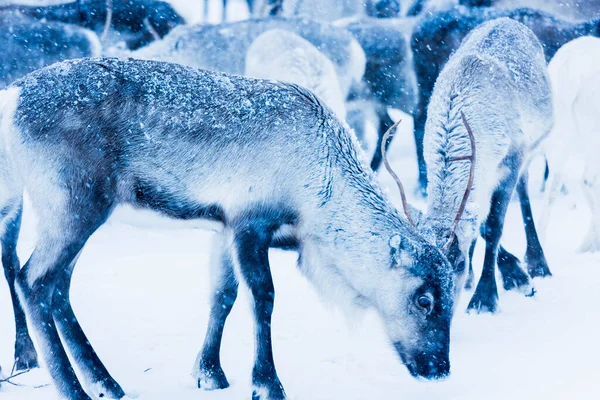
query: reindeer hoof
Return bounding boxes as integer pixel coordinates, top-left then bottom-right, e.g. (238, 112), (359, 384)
(497, 253), (534, 295)
(88, 378), (126, 399)
(466, 286), (499, 314)
(525, 253), (552, 278)
(197, 365), (229, 391)
(252, 380), (286, 400)
(14, 336), (39, 371)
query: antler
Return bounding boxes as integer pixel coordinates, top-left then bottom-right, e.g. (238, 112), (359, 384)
(442, 111), (476, 253)
(381, 119), (415, 226)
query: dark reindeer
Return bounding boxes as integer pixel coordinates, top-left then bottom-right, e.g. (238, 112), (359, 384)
(411, 5), (600, 193)
(0, 15), (101, 89)
(405, 18), (553, 313)
(0, 0), (184, 50)
(0, 58), (456, 400)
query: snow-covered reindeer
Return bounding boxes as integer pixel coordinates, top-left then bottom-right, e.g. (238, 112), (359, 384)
(410, 18), (553, 313)
(0, 58), (455, 400)
(539, 36), (600, 253)
(245, 29), (347, 119)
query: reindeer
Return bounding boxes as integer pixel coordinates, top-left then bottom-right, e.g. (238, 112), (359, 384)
(411, 5), (600, 193)
(245, 29), (347, 119)
(0, 0), (184, 50)
(539, 36), (600, 253)
(396, 18), (553, 313)
(0, 58), (457, 400)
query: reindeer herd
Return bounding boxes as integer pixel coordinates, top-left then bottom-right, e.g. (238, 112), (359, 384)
(0, 0), (598, 399)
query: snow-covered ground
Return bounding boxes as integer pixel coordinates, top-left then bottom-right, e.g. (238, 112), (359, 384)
(1, 1), (599, 399)
(0, 112), (598, 399)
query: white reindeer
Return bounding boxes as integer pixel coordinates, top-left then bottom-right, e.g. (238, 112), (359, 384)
(0, 58), (456, 400)
(540, 36), (600, 253)
(414, 18), (553, 313)
(245, 29), (346, 119)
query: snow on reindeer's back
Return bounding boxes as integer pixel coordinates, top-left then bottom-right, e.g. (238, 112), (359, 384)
(12, 57), (328, 139)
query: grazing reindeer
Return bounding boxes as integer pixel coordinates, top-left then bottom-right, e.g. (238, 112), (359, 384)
(245, 29), (347, 119)
(0, 14), (101, 372)
(540, 36), (600, 253)
(411, 6), (600, 193)
(1, 58), (455, 400)
(0, 0), (184, 50)
(416, 18), (552, 313)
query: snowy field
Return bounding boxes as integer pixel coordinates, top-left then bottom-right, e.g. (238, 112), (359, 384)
(1, 1), (600, 399)
(0, 113), (598, 399)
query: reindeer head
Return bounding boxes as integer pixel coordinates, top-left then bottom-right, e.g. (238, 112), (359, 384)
(377, 232), (454, 380)
(372, 114), (477, 377)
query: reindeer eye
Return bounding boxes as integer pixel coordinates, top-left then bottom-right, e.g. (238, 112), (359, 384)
(416, 294), (433, 314)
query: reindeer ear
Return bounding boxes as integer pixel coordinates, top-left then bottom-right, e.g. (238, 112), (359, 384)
(389, 234), (417, 269)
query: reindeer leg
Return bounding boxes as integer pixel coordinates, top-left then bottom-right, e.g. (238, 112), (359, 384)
(15, 190), (115, 399)
(52, 253), (125, 399)
(496, 245), (534, 295)
(233, 218), (285, 400)
(222, 0), (228, 21)
(194, 231), (238, 391)
(413, 100), (428, 195)
(1, 200), (38, 371)
(579, 168), (600, 253)
(463, 238), (476, 290)
(517, 172), (552, 278)
(467, 170), (519, 314)
(370, 104), (394, 172)
(16, 237), (96, 398)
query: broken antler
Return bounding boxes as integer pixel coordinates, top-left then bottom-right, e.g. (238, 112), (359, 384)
(381, 119), (415, 226)
(442, 111), (476, 253)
